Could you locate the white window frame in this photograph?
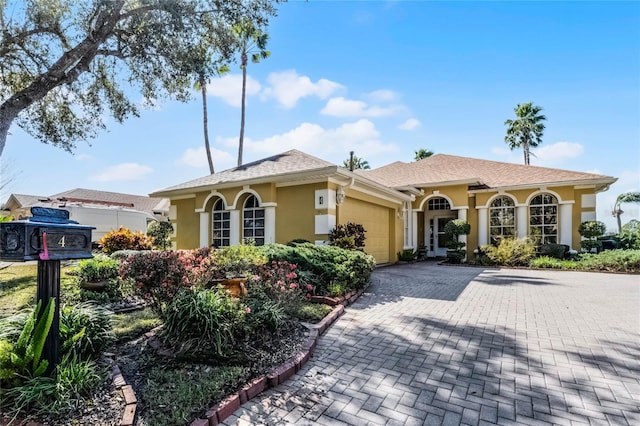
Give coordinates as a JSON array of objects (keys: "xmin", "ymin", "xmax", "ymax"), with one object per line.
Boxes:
[
  {"xmin": 489, "ymin": 196, "xmax": 516, "ymax": 244},
  {"xmin": 212, "ymin": 199, "xmax": 230, "ymax": 247},
  {"xmin": 242, "ymin": 195, "xmax": 265, "ymax": 245},
  {"xmin": 529, "ymin": 193, "xmax": 559, "ymax": 244}
]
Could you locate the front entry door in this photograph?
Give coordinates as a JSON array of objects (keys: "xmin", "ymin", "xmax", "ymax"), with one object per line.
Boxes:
[{"xmin": 434, "ymin": 215, "xmax": 456, "ymax": 257}]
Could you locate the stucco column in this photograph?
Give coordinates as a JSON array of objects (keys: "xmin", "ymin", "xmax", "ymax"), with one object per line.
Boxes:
[
  {"xmin": 477, "ymin": 207, "xmax": 488, "ymax": 246},
  {"xmin": 412, "ymin": 211, "xmax": 419, "ymax": 250},
  {"xmin": 516, "ymin": 205, "xmax": 528, "ymax": 238},
  {"xmin": 560, "ymin": 203, "xmax": 573, "ymax": 248},
  {"xmin": 264, "ymin": 206, "xmax": 276, "ymax": 244},
  {"xmin": 199, "ymin": 212, "xmax": 209, "ymax": 248},
  {"xmin": 229, "ymin": 210, "xmax": 240, "ymax": 246},
  {"xmin": 457, "ymin": 208, "xmax": 468, "ymax": 246}
]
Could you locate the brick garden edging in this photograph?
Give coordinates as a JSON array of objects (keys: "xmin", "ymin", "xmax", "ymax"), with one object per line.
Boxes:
[
  {"xmin": 189, "ymin": 287, "xmax": 367, "ymax": 426},
  {"xmin": 105, "ymin": 356, "xmax": 138, "ymax": 426}
]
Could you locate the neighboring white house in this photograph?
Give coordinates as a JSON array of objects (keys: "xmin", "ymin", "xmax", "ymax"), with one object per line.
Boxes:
[{"xmin": 1, "ymin": 188, "xmax": 169, "ymax": 241}]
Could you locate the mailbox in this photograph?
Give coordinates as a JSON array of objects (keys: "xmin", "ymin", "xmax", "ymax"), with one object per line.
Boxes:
[{"xmin": 0, "ymin": 207, "xmax": 94, "ymax": 261}]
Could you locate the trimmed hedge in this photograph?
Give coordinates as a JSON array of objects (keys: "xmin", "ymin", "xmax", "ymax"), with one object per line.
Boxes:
[{"xmin": 259, "ymin": 243, "xmax": 376, "ymax": 295}]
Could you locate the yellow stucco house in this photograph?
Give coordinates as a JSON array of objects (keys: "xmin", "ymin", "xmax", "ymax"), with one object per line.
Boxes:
[{"xmin": 150, "ymin": 150, "xmax": 616, "ymax": 263}]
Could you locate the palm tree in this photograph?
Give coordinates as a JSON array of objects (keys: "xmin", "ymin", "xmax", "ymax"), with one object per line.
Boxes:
[
  {"xmin": 342, "ymin": 156, "xmax": 370, "ymax": 170},
  {"xmin": 195, "ymin": 64, "xmax": 229, "ymax": 174},
  {"xmin": 504, "ymin": 102, "xmax": 546, "ymax": 165},
  {"xmin": 234, "ymin": 21, "xmax": 270, "ymax": 167},
  {"xmin": 612, "ymin": 191, "xmax": 640, "ymax": 233},
  {"xmin": 414, "ymin": 148, "xmax": 434, "ymax": 161}
]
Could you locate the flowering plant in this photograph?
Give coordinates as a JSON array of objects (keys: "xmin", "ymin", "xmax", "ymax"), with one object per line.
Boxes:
[{"xmin": 247, "ymin": 260, "xmax": 312, "ymax": 306}]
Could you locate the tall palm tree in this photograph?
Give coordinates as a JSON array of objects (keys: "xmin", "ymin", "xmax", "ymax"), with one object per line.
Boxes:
[
  {"xmin": 414, "ymin": 148, "xmax": 434, "ymax": 161},
  {"xmin": 342, "ymin": 155, "xmax": 370, "ymax": 170},
  {"xmin": 234, "ymin": 21, "xmax": 270, "ymax": 167},
  {"xmin": 612, "ymin": 191, "xmax": 640, "ymax": 233},
  {"xmin": 504, "ymin": 102, "xmax": 546, "ymax": 165},
  {"xmin": 195, "ymin": 64, "xmax": 229, "ymax": 174}
]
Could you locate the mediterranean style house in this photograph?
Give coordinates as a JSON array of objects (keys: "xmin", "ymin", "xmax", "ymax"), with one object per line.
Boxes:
[{"xmin": 150, "ymin": 150, "xmax": 616, "ymax": 264}]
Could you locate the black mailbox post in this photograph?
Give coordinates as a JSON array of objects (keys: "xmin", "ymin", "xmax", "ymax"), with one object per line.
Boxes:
[{"xmin": 0, "ymin": 207, "xmax": 94, "ymax": 374}]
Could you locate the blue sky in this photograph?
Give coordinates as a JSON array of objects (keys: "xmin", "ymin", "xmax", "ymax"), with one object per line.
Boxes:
[{"xmin": 2, "ymin": 1, "xmax": 639, "ymax": 232}]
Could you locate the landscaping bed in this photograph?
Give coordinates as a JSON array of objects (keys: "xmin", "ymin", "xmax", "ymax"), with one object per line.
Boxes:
[{"xmin": 0, "ymin": 242, "xmax": 375, "ymax": 425}]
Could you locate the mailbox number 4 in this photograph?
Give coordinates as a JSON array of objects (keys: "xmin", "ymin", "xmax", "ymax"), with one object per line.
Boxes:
[{"xmin": 57, "ymin": 236, "xmax": 66, "ymax": 248}]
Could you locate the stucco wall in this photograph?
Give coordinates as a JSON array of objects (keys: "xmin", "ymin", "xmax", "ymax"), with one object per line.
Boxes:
[
  {"xmin": 275, "ymin": 184, "xmax": 322, "ymax": 244},
  {"xmin": 172, "ymin": 197, "xmax": 199, "ymax": 249},
  {"xmin": 339, "ymin": 197, "xmax": 392, "ymax": 263}
]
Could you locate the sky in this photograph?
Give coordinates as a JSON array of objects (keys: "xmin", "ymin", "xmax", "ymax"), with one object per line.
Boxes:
[{"xmin": 1, "ymin": 1, "xmax": 639, "ymax": 233}]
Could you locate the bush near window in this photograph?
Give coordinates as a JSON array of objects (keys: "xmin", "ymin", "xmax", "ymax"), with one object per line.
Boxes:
[
  {"xmin": 483, "ymin": 238, "xmax": 536, "ymax": 266},
  {"xmin": 616, "ymin": 220, "xmax": 640, "ymax": 250},
  {"xmin": 259, "ymin": 243, "xmax": 375, "ymax": 296},
  {"xmin": 578, "ymin": 221, "xmax": 606, "ymax": 252},
  {"xmin": 537, "ymin": 243, "xmax": 569, "ymax": 260},
  {"xmin": 329, "ymin": 222, "xmax": 366, "ymax": 250},
  {"xmin": 99, "ymin": 227, "xmax": 153, "ymax": 255}
]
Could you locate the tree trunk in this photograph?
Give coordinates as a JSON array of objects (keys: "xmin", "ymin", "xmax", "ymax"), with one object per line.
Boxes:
[
  {"xmin": 616, "ymin": 211, "xmax": 623, "ymax": 234},
  {"xmin": 200, "ymin": 74, "xmax": 214, "ymax": 174},
  {"xmin": 523, "ymin": 140, "xmax": 530, "ymax": 165},
  {"xmin": 238, "ymin": 52, "xmax": 248, "ymax": 167},
  {"xmin": 0, "ymin": 107, "xmax": 16, "ymax": 157}
]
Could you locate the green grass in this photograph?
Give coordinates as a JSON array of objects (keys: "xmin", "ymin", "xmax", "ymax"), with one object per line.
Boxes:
[
  {"xmin": 289, "ymin": 302, "xmax": 332, "ymax": 323},
  {"xmin": 113, "ymin": 308, "xmax": 162, "ymax": 341},
  {"xmin": 0, "ymin": 264, "xmax": 81, "ymax": 317},
  {"xmin": 529, "ymin": 249, "xmax": 640, "ymax": 273},
  {"xmin": 142, "ymin": 364, "xmax": 248, "ymax": 426}
]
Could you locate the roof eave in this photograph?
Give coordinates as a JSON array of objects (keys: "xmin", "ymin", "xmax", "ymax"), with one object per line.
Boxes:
[{"xmin": 466, "ymin": 177, "xmax": 618, "ymax": 194}]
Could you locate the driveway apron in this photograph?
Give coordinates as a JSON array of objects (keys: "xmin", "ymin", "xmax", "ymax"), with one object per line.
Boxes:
[{"xmin": 222, "ymin": 262, "xmax": 640, "ymax": 425}]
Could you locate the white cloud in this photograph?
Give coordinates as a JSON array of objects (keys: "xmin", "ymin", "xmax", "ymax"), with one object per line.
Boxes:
[
  {"xmin": 90, "ymin": 163, "xmax": 152, "ymax": 182},
  {"xmin": 364, "ymin": 89, "xmax": 398, "ymax": 102},
  {"xmin": 218, "ymin": 119, "xmax": 397, "ymax": 165},
  {"xmin": 399, "ymin": 118, "xmax": 421, "ymax": 131},
  {"xmin": 178, "ymin": 146, "xmax": 235, "ymax": 171},
  {"xmin": 207, "ymin": 74, "xmax": 261, "ymax": 107},
  {"xmin": 532, "ymin": 142, "xmax": 584, "ymax": 165},
  {"xmin": 262, "ymin": 70, "xmax": 343, "ymax": 108},
  {"xmin": 321, "ymin": 97, "xmax": 403, "ymax": 118}
]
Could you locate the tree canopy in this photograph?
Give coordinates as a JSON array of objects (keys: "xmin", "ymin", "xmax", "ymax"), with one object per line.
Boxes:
[
  {"xmin": 342, "ymin": 155, "xmax": 370, "ymax": 170},
  {"xmin": 612, "ymin": 191, "xmax": 640, "ymax": 234},
  {"xmin": 414, "ymin": 148, "xmax": 434, "ymax": 161},
  {"xmin": 504, "ymin": 102, "xmax": 546, "ymax": 165},
  {"xmin": 0, "ymin": 0, "xmax": 278, "ymax": 157}
]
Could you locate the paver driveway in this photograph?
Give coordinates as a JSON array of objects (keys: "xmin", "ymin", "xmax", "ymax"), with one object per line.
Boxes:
[{"xmin": 223, "ymin": 263, "xmax": 640, "ymax": 425}]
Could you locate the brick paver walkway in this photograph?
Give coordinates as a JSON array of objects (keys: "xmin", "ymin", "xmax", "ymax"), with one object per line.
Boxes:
[{"xmin": 223, "ymin": 263, "xmax": 640, "ymax": 425}]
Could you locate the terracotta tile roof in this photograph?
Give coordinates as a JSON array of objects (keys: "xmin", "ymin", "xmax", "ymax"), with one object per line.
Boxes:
[
  {"xmin": 360, "ymin": 154, "xmax": 616, "ymax": 189},
  {"xmin": 153, "ymin": 150, "xmax": 336, "ymax": 194}
]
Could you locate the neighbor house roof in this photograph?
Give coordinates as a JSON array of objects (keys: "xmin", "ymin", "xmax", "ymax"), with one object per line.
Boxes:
[
  {"xmin": 2, "ymin": 189, "xmax": 167, "ymax": 216},
  {"xmin": 360, "ymin": 154, "xmax": 616, "ymax": 191}
]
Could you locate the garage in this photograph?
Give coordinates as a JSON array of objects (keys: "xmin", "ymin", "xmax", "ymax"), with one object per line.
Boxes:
[{"xmin": 339, "ymin": 197, "xmax": 391, "ymax": 263}]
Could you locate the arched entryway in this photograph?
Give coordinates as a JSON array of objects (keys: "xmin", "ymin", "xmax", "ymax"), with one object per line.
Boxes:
[{"xmin": 424, "ymin": 196, "xmax": 456, "ymax": 257}]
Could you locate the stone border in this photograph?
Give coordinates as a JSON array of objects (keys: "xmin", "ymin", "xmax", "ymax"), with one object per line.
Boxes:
[
  {"xmin": 189, "ymin": 288, "xmax": 367, "ymax": 425},
  {"xmin": 103, "ymin": 355, "xmax": 138, "ymax": 426}
]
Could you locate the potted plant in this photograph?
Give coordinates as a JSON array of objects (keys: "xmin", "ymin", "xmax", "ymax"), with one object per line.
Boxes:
[
  {"xmin": 76, "ymin": 255, "xmax": 120, "ymax": 291},
  {"xmin": 444, "ymin": 219, "xmax": 471, "ymax": 264}
]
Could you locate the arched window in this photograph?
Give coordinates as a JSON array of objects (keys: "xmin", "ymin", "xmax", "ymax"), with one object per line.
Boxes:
[
  {"xmin": 489, "ymin": 196, "xmax": 515, "ymax": 244},
  {"xmin": 428, "ymin": 197, "xmax": 451, "ymax": 211},
  {"xmin": 243, "ymin": 195, "xmax": 265, "ymax": 245},
  {"xmin": 212, "ymin": 199, "xmax": 230, "ymax": 247},
  {"xmin": 529, "ymin": 193, "xmax": 558, "ymax": 244}
]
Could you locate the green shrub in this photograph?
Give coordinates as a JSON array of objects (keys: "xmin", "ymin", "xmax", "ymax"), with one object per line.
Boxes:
[
  {"xmin": 538, "ymin": 243, "xmax": 569, "ymax": 259},
  {"xmin": 215, "ymin": 243, "xmax": 267, "ymax": 278},
  {"xmin": 290, "ymin": 303, "xmax": 332, "ymax": 323},
  {"xmin": 75, "ymin": 255, "xmax": 119, "ymax": 282},
  {"xmin": 60, "ymin": 302, "xmax": 114, "ymax": 360},
  {"xmin": 247, "ymin": 260, "xmax": 311, "ymax": 306},
  {"xmin": 617, "ymin": 220, "xmax": 640, "ymax": 250},
  {"xmin": 162, "ymin": 288, "xmax": 247, "ymax": 359},
  {"xmin": 529, "ymin": 256, "xmax": 577, "ymax": 269},
  {"xmin": 577, "ymin": 249, "xmax": 640, "ymax": 273},
  {"xmin": 259, "ymin": 243, "xmax": 376, "ymax": 295},
  {"xmin": 99, "ymin": 227, "xmax": 153, "ymax": 255},
  {"xmin": 147, "ymin": 221, "xmax": 174, "ymax": 250},
  {"xmin": 287, "ymin": 239, "xmax": 311, "ymax": 246},
  {"xmin": 444, "ymin": 219, "xmax": 471, "ymax": 263},
  {"xmin": 483, "ymin": 238, "xmax": 536, "ymax": 266},
  {"xmin": 2, "ymin": 356, "xmax": 101, "ymax": 417},
  {"xmin": 397, "ymin": 249, "xmax": 417, "ymax": 262},
  {"xmin": 578, "ymin": 221, "xmax": 606, "ymax": 252},
  {"xmin": 329, "ymin": 222, "xmax": 366, "ymax": 250}
]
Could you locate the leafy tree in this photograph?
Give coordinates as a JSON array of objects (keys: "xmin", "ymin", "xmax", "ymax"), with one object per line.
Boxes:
[
  {"xmin": 504, "ymin": 102, "xmax": 546, "ymax": 165},
  {"xmin": 578, "ymin": 221, "xmax": 606, "ymax": 252},
  {"xmin": 414, "ymin": 148, "xmax": 434, "ymax": 161},
  {"xmin": 612, "ymin": 191, "xmax": 640, "ymax": 234},
  {"xmin": 0, "ymin": 0, "xmax": 278, "ymax": 158},
  {"xmin": 147, "ymin": 221, "xmax": 174, "ymax": 250},
  {"xmin": 342, "ymin": 155, "xmax": 370, "ymax": 170},
  {"xmin": 234, "ymin": 20, "xmax": 270, "ymax": 166}
]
